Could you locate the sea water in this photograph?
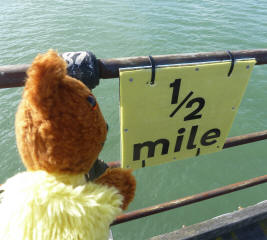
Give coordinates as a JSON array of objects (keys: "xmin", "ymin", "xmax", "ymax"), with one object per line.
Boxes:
[{"xmin": 0, "ymin": 1, "xmax": 267, "ymax": 239}]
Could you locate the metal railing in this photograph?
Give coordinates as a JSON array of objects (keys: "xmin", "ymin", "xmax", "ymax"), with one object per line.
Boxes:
[
  {"xmin": 0, "ymin": 49, "xmax": 267, "ymax": 226},
  {"xmin": 1, "ymin": 49, "xmax": 267, "ymax": 89},
  {"xmin": 111, "ymin": 130, "xmax": 267, "ymax": 225}
]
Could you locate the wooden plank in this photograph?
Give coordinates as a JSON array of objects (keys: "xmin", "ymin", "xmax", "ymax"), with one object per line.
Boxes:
[{"xmin": 150, "ymin": 201, "xmax": 267, "ymax": 240}]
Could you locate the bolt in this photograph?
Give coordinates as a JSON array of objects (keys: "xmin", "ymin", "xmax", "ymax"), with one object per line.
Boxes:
[
  {"xmin": 195, "ymin": 68, "xmax": 199, "ymax": 71},
  {"xmin": 232, "ymin": 107, "xmax": 235, "ymax": 110},
  {"xmin": 129, "ymin": 78, "xmax": 133, "ymax": 82},
  {"xmin": 124, "ymin": 129, "xmax": 128, "ymax": 132},
  {"xmin": 246, "ymin": 65, "xmax": 250, "ymax": 69}
]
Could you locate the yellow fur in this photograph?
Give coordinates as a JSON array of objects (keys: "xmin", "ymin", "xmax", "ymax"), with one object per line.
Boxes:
[
  {"xmin": 1, "ymin": 50, "xmax": 136, "ymax": 239},
  {"xmin": 0, "ymin": 171, "xmax": 122, "ymax": 240}
]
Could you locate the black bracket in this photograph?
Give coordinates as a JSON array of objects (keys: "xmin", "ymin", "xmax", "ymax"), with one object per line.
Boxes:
[
  {"xmin": 148, "ymin": 55, "xmax": 156, "ymax": 85},
  {"xmin": 61, "ymin": 51, "xmax": 99, "ymax": 90},
  {"xmin": 226, "ymin": 50, "xmax": 236, "ymax": 77},
  {"xmin": 142, "ymin": 160, "xmax": 146, "ymax": 168}
]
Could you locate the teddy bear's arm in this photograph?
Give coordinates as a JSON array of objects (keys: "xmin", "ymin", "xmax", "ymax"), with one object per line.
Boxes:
[{"xmin": 95, "ymin": 168, "xmax": 136, "ymax": 210}]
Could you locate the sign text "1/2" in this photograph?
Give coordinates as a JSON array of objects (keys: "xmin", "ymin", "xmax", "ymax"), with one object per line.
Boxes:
[{"xmin": 170, "ymin": 78, "xmax": 205, "ymax": 120}]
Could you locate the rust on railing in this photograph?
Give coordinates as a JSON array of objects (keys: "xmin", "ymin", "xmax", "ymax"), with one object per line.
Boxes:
[
  {"xmin": 99, "ymin": 49, "xmax": 267, "ymax": 79},
  {"xmin": 223, "ymin": 130, "xmax": 267, "ymax": 148},
  {"xmin": 1, "ymin": 49, "xmax": 267, "ymax": 89},
  {"xmin": 1, "ymin": 49, "xmax": 266, "ymax": 229},
  {"xmin": 108, "ymin": 130, "xmax": 267, "ymax": 225},
  {"xmin": 112, "ymin": 174, "xmax": 267, "ymax": 225},
  {"xmin": 107, "ymin": 130, "xmax": 267, "ymax": 169}
]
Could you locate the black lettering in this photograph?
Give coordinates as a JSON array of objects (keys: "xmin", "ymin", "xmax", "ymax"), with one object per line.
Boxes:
[
  {"xmin": 187, "ymin": 125, "xmax": 198, "ymax": 149},
  {"xmin": 174, "ymin": 128, "xmax": 185, "ymax": 152},
  {"xmin": 184, "ymin": 97, "xmax": 205, "ymax": 121},
  {"xmin": 201, "ymin": 129, "xmax": 221, "ymax": 146},
  {"xmin": 170, "ymin": 79, "xmax": 181, "ymax": 104},
  {"xmin": 133, "ymin": 139, "xmax": 169, "ymax": 161}
]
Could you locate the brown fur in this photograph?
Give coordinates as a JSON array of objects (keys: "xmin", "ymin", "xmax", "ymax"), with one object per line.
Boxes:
[
  {"xmin": 16, "ymin": 49, "xmax": 136, "ymax": 209},
  {"xmin": 95, "ymin": 168, "xmax": 136, "ymax": 210},
  {"xmin": 16, "ymin": 50, "xmax": 107, "ymax": 174}
]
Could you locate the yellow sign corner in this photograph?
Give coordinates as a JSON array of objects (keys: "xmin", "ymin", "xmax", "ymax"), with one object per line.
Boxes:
[{"xmin": 120, "ymin": 60, "xmax": 255, "ymax": 170}]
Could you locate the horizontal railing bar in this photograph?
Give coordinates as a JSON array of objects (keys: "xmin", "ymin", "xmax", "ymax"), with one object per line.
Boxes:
[
  {"xmin": 0, "ymin": 49, "xmax": 267, "ymax": 89},
  {"xmin": 112, "ymin": 174, "xmax": 267, "ymax": 225},
  {"xmin": 107, "ymin": 130, "xmax": 267, "ymax": 168},
  {"xmin": 223, "ymin": 130, "xmax": 267, "ymax": 149},
  {"xmin": 99, "ymin": 49, "xmax": 267, "ymax": 79}
]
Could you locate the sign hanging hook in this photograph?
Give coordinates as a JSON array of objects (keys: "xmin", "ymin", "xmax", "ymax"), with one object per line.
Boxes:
[
  {"xmin": 148, "ymin": 55, "xmax": 156, "ymax": 85},
  {"xmin": 226, "ymin": 50, "xmax": 236, "ymax": 77}
]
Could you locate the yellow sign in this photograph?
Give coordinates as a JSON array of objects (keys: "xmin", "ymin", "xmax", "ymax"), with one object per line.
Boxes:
[{"xmin": 120, "ymin": 60, "xmax": 255, "ymax": 170}]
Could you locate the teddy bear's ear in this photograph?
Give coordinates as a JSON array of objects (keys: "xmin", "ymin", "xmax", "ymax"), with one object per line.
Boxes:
[{"xmin": 24, "ymin": 50, "xmax": 66, "ymax": 109}]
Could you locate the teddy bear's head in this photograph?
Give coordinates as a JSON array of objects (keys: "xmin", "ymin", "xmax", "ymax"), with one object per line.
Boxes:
[{"xmin": 15, "ymin": 50, "xmax": 107, "ymax": 174}]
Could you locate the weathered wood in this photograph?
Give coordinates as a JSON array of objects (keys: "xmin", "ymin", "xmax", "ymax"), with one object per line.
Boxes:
[
  {"xmin": 1, "ymin": 49, "xmax": 267, "ymax": 89},
  {"xmin": 150, "ymin": 201, "xmax": 267, "ymax": 240}
]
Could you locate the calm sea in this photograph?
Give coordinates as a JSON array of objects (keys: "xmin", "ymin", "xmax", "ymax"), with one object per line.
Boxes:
[{"xmin": 0, "ymin": 1, "xmax": 267, "ymax": 239}]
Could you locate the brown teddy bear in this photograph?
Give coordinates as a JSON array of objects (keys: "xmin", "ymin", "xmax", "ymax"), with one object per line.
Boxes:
[{"xmin": 0, "ymin": 50, "xmax": 136, "ymax": 240}]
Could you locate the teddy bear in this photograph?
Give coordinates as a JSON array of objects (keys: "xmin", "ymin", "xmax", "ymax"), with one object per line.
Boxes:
[{"xmin": 0, "ymin": 50, "xmax": 136, "ymax": 240}]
